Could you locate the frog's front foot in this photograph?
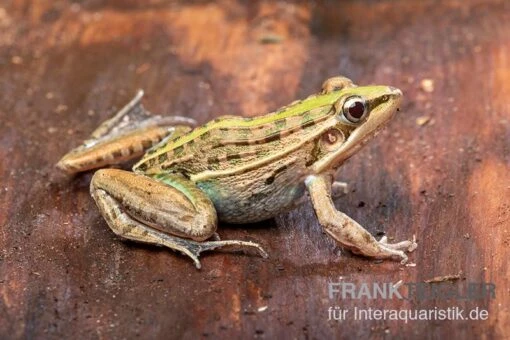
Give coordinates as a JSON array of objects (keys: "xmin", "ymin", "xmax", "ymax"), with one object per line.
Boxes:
[
  {"xmin": 305, "ymin": 174, "xmax": 417, "ymax": 264},
  {"xmin": 351, "ymin": 235, "xmax": 417, "ymax": 264},
  {"xmin": 379, "ymin": 235, "xmax": 417, "ymax": 252}
]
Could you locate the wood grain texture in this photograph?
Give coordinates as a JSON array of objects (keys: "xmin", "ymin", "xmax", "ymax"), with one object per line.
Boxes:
[{"xmin": 1, "ymin": 0, "xmax": 509, "ymax": 338}]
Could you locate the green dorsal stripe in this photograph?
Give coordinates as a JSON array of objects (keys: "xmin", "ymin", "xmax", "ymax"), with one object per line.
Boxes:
[{"xmin": 138, "ymin": 92, "xmax": 341, "ymax": 164}]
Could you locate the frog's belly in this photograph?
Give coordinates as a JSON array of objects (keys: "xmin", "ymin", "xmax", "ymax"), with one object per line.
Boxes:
[{"xmin": 196, "ymin": 165, "xmax": 306, "ymax": 224}]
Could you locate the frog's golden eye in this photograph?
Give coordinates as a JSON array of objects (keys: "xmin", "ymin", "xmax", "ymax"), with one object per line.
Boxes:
[{"xmin": 342, "ymin": 96, "xmax": 367, "ymax": 123}]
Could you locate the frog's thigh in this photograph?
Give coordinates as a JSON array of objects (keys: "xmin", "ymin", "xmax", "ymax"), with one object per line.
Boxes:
[
  {"xmin": 90, "ymin": 169, "xmax": 268, "ymax": 268},
  {"xmin": 90, "ymin": 169, "xmax": 217, "ymax": 242},
  {"xmin": 305, "ymin": 175, "xmax": 417, "ymax": 263}
]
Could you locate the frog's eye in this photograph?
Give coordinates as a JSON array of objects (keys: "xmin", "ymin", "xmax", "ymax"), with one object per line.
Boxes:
[{"xmin": 342, "ymin": 96, "xmax": 367, "ymax": 123}]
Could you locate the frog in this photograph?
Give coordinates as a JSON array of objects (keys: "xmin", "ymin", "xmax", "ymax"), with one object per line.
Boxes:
[{"xmin": 57, "ymin": 76, "xmax": 417, "ymax": 269}]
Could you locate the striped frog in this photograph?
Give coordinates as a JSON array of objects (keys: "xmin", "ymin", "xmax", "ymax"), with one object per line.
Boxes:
[{"xmin": 57, "ymin": 76, "xmax": 416, "ymax": 268}]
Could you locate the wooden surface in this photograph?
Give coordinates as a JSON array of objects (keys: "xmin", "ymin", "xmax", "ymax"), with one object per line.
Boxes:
[{"xmin": 1, "ymin": 0, "xmax": 509, "ymax": 339}]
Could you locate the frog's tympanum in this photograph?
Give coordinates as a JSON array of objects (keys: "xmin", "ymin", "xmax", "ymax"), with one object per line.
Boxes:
[{"xmin": 57, "ymin": 77, "xmax": 417, "ymax": 268}]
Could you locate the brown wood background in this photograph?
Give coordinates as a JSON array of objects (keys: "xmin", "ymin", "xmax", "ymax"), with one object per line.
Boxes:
[{"xmin": 1, "ymin": 0, "xmax": 509, "ymax": 339}]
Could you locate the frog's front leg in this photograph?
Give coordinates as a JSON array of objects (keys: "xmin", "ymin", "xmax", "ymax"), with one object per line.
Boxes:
[
  {"xmin": 305, "ymin": 174, "xmax": 417, "ymax": 263},
  {"xmin": 90, "ymin": 169, "xmax": 267, "ymax": 269},
  {"xmin": 57, "ymin": 90, "xmax": 196, "ymax": 173}
]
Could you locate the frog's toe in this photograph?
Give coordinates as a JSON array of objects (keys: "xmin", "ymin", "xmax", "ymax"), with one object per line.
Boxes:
[
  {"xmin": 201, "ymin": 239, "xmax": 269, "ymax": 259},
  {"xmin": 176, "ymin": 238, "xmax": 268, "ymax": 269},
  {"xmin": 254, "ymin": 244, "xmax": 269, "ymax": 258},
  {"xmin": 331, "ymin": 181, "xmax": 349, "ymax": 198},
  {"xmin": 397, "ymin": 251, "xmax": 409, "ymax": 265},
  {"xmin": 378, "ymin": 234, "xmax": 417, "ymax": 253},
  {"xmin": 186, "ymin": 252, "xmax": 202, "ymax": 269}
]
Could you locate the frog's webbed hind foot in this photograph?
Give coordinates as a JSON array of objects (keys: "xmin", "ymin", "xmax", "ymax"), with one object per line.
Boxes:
[
  {"xmin": 57, "ymin": 90, "xmax": 196, "ymax": 174},
  {"xmin": 176, "ymin": 238, "xmax": 268, "ymax": 269}
]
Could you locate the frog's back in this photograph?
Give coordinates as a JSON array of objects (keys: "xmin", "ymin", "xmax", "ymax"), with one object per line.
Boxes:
[{"xmin": 133, "ymin": 93, "xmax": 341, "ymax": 180}]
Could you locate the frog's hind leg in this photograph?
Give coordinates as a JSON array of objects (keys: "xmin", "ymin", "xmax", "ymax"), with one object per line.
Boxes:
[
  {"xmin": 57, "ymin": 90, "xmax": 196, "ymax": 174},
  {"xmin": 90, "ymin": 169, "xmax": 267, "ymax": 269}
]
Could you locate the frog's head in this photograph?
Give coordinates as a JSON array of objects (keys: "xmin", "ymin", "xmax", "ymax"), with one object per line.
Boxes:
[{"xmin": 311, "ymin": 80, "xmax": 402, "ymax": 174}]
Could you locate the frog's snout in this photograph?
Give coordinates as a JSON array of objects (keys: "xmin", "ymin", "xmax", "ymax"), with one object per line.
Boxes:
[
  {"xmin": 387, "ymin": 86, "xmax": 403, "ymax": 111},
  {"xmin": 388, "ymin": 86, "xmax": 402, "ymax": 96}
]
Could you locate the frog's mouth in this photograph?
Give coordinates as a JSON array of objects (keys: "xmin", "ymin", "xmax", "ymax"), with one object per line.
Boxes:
[{"xmin": 311, "ymin": 86, "xmax": 402, "ymax": 174}]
